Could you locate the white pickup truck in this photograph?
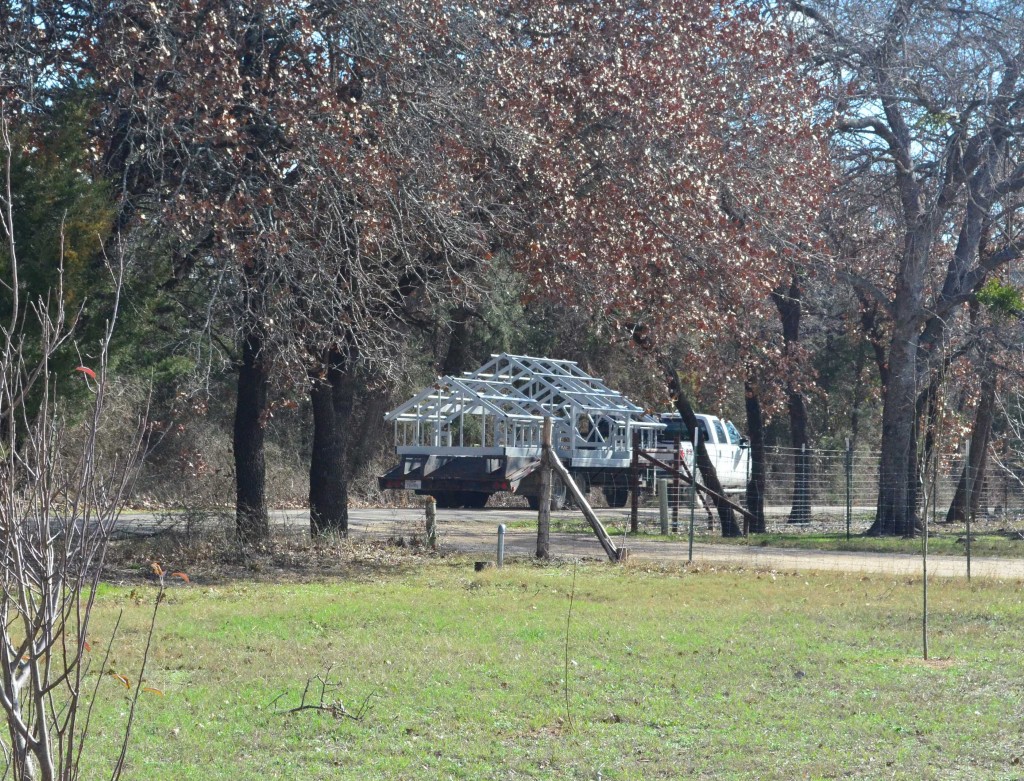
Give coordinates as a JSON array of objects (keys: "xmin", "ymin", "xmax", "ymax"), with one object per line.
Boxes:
[{"xmin": 657, "ymin": 412, "xmax": 750, "ymax": 493}]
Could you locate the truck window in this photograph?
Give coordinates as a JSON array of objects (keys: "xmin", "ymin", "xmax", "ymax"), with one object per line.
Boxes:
[
  {"xmin": 712, "ymin": 419, "xmax": 727, "ymax": 444},
  {"xmin": 725, "ymin": 420, "xmax": 742, "ymax": 445},
  {"xmin": 696, "ymin": 418, "xmax": 710, "ymax": 443}
]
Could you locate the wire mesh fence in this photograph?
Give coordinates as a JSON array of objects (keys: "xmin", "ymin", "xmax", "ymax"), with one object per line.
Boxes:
[{"xmin": 629, "ymin": 445, "xmax": 1024, "ymax": 536}]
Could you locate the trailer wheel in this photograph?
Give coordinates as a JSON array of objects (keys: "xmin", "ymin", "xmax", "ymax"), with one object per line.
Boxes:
[{"xmin": 602, "ymin": 484, "xmax": 629, "ymax": 508}]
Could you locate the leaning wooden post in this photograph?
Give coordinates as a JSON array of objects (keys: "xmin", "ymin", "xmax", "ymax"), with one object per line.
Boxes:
[
  {"xmin": 630, "ymin": 430, "xmax": 641, "ymax": 533},
  {"xmin": 547, "ymin": 453, "xmax": 623, "ymax": 562},
  {"xmin": 536, "ymin": 417, "xmax": 553, "ymax": 559}
]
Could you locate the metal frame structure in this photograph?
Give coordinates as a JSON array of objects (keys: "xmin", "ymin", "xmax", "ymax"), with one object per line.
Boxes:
[{"xmin": 385, "ymin": 354, "xmax": 663, "ymax": 468}]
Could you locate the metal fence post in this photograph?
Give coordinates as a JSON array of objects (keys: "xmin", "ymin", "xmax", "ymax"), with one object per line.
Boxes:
[
  {"xmin": 744, "ymin": 446, "xmax": 751, "ymax": 538},
  {"xmin": 672, "ymin": 435, "xmax": 681, "ymax": 534},
  {"xmin": 965, "ymin": 438, "xmax": 971, "ymax": 582},
  {"xmin": 630, "ymin": 430, "xmax": 641, "ymax": 534},
  {"xmin": 688, "ymin": 429, "xmax": 697, "ymax": 563},
  {"xmin": 845, "ymin": 438, "xmax": 852, "ymax": 541},
  {"xmin": 497, "ymin": 524, "xmax": 506, "ymax": 568}
]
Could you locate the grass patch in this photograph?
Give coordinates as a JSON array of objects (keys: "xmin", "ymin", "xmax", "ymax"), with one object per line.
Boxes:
[
  {"xmin": 705, "ymin": 531, "xmax": 1024, "ymax": 558},
  {"xmin": 504, "ymin": 514, "xmax": 1024, "ymax": 558},
  {"xmin": 75, "ymin": 557, "xmax": 1024, "ymax": 780}
]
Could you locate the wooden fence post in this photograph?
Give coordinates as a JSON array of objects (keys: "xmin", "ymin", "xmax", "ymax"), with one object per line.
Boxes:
[
  {"xmin": 425, "ymin": 496, "xmax": 437, "ymax": 550},
  {"xmin": 536, "ymin": 417, "xmax": 552, "ymax": 559}
]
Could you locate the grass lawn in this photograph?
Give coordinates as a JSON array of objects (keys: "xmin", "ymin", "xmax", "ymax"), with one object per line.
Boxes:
[
  {"xmin": 79, "ymin": 555, "xmax": 1024, "ymax": 780},
  {"xmin": 716, "ymin": 531, "xmax": 1024, "ymax": 558}
]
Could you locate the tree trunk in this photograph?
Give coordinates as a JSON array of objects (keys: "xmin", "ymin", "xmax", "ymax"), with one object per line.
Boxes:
[
  {"xmin": 869, "ymin": 319, "xmax": 921, "ymax": 536},
  {"xmin": 946, "ymin": 359, "xmax": 996, "ymax": 524},
  {"xmin": 787, "ymin": 397, "xmax": 811, "ymax": 523},
  {"xmin": 744, "ymin": 380, "xmax": 766, "ymax": 534},
  {"xmin": 868, "ymin": 217, "xmax": 937, "ymax": 538},
  {"xmin": 857, "ymin": 293, "xmax": 890, "ymax": 390},
  {"xmin": 667, "ymin": 367, "xmax": 742, "ymax": 537},
  {"xmin": 234, "ymin": 326, "xmax": 270, "ymax": 543},
  {"xmin": 440, "ymin": 307, "xmax": 479, "ymax": 376},
  {"xmin": 308, "ymin": 351, "xmax": 357, "ymax": 536},
  {"xmin": 772, "ymin": 276, "xmax": 811, "ymax": 524}
]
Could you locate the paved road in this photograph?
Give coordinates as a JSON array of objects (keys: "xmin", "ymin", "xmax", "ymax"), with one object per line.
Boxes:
[{"xmin": 120, "ymin": 506, "xmax": 1024, "ymax": 580}]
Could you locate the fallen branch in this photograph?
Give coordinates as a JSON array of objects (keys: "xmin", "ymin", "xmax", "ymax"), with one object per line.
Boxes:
[{"xmin": 270, "ymin": 666, "xmax": 376, "ymax": 722}]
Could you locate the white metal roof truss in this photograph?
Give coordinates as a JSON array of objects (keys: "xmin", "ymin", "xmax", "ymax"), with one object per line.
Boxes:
[{"xmin": 386, "ymin": 354, "xmax": 663, "ymax": 462}]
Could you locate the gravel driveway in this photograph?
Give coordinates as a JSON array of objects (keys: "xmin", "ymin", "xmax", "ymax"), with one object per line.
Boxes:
[{"xmin": 118, "ymin": 506, "xmax": 1024, "ymax": 579}]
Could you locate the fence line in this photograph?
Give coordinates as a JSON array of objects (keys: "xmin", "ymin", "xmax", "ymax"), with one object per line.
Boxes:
[{"xmin": 631, "ymin": 444, "xmax": 1024, "ymax": 534}]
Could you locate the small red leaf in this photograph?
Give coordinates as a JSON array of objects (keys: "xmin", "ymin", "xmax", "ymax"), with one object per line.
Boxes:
[
  {"xmin": 75, "ymin": 366, "xmax": 97, "ymax": 379},
  {"xmin": 172, "ymin": 572, "xmax": 190, "ymax": 583},
  {"xmin": 143, "ymin": 687, "xmax": 165, "ymax": 696}
]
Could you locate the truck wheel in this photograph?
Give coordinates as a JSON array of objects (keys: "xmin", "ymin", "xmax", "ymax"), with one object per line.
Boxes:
[{"xmin": 602, "ymin": 484, "xmax": 629, "ymax": 508}]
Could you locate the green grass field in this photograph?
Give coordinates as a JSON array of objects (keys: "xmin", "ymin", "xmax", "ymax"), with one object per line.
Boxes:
[
  {"xmin": 79, "ymin": 556, "xmax": 1024, "ymax": 780},
  {"xmin": 718, "ymin": 531, "xmax": 1024, "ymax": 558}
]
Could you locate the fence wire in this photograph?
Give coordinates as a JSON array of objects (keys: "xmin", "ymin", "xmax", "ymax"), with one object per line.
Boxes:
[{"xmin": 629, "ymin": 445, "xmax": 1024, "ymax": 536}]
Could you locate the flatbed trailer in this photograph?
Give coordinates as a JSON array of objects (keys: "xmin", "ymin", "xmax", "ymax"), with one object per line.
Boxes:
[{"xmin": 378, "ymin": 354, "xmax": 666, "ymax": 509}]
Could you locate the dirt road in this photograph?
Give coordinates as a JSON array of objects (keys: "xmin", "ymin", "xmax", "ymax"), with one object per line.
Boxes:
[{"xmin": 120, "ymin": 506, "xmax": 1024, "ymax": 580}]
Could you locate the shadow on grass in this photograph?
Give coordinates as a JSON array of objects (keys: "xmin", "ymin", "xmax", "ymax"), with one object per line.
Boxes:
[{"xmin": 103, "ymin": 526, "xmax": 430, "ymax": 586}]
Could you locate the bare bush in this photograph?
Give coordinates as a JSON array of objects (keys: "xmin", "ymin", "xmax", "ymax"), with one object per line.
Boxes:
[{"xmin": 0, "ymin": 113, "xmax": 151, "ymax": 779}]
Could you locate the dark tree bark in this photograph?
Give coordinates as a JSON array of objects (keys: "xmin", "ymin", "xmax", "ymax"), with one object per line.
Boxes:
[
  {"xmin": 667, "ymin": 367, "xmax": 742, "ymax": 537},
  {"xmin": 309, "ymin": 350, "xmax": 392, "ymax": 536},
  {"xmin": 744, "ymin": 380, "xmax": 766, "ymax": 534},
  {"xmin": 345, "ymin": 381, "xmax": 393, "ymax": 479},
  {"xmin": 234, "ymin": 325, "xmax": 270, "ymax": 543},
  {"xmin": 440, "ymin": 307, "xmax": 480, "ymax": 376},
  {"xmin": 946, "ymin": 359, "xmax": 997, "ymax": 525},
  {"xmin": 308, "ymin": 351, "xmax": 356, "ymax": 536},
  {"xmin": 772, "ymin": 275, "xmax": 811, "ymax": 524},
  {"xmin": 870, "ymin": 312, "xmax": 922, "ymax": 536},
  {"xmin": 856, "ymin": 294, "xmax": 890, "ymax": 391}
]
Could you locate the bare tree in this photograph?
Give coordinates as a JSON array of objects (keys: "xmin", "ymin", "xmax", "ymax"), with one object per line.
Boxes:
[
  {"xmin": 793, "ymin": 0, "xmax": 1024, "ymax": 535},
  {"xmin": 0, "ymin": 109, "xmax": 150, "ymax": 780}
]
